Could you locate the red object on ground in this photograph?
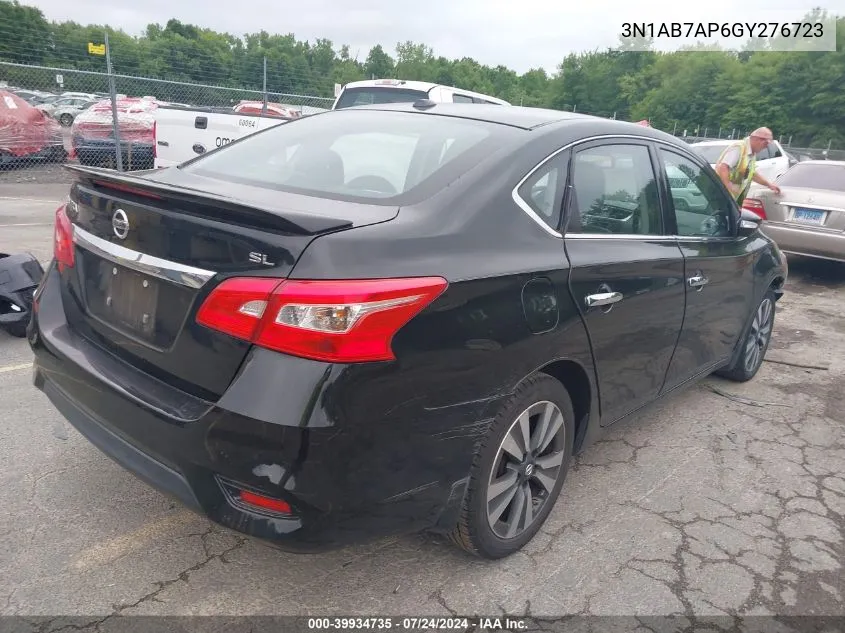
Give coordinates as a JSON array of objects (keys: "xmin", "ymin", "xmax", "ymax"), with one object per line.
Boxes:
[
  {"xmin": 233, "ymin": 101, "xmax": 302, "ymax": 119},
  {"xmin": 0, "ymin": 90, "xmax": 62, "ymax": 156}
]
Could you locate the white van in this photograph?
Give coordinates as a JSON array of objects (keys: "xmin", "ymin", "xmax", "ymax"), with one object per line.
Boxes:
[{"xmin": 332, "ymin": 79, "xmax": 510, "ymax": 109}]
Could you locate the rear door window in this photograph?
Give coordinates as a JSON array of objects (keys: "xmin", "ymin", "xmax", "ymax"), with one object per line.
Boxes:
[{"xmin": 567, "ymin": 143, "xmax": 664, "ymax": 236}]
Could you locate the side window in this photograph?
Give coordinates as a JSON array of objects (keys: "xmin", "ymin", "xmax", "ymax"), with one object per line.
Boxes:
[
  {"xmin": 452, "ymin": 94, "xmax": 474, "ymax": 103},
  {"xmin": 567, "ymin": 144, "xmax": 663, "ymax": 236},
  {"xmin": 769, "ymin": 144, "xmax": 782, "ymax": 158},
  {"xmin": 517, "ymin": 152, "xmax": 569, "ymax": 231},
  {"xmin": 658, "ymin": 149, "xmax": 733, "ymax": 238},
  {"xmin": 755, "ymin": 145, "xmax": 772, "ymax": 161}
]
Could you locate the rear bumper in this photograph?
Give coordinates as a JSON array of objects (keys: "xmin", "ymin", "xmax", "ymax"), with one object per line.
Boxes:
[
  {"xmin": 29, "ymin": 264, "xmax": 492, "ymax": 551},
  {"xmin": 761, "ymin": 222, "xmax": 845, "ymax": 263}
]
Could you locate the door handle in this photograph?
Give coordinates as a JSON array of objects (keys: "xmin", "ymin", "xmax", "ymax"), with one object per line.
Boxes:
[
  {"xmin": 585, "ymin": 291, "xmax": 623, "ymax": 308},
  {"xmin": 688, "ymin": 275, "xmax": 709, "ymax": 288}
]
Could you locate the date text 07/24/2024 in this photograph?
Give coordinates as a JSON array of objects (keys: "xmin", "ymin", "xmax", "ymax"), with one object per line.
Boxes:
[{"xmin": 621, "ymin": 21, "xmax": 825, "ymax": 39}]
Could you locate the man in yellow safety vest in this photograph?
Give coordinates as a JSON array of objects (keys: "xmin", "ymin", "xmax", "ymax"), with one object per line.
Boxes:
[{"xmin": 714, "ymin": 127, "xmax": 782, "ymax": 204}]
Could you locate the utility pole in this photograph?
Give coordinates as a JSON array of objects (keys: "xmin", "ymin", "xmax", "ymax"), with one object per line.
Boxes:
[{"xmin": 104, "ymin": 31, "xmax": 123, "ymax": 172}]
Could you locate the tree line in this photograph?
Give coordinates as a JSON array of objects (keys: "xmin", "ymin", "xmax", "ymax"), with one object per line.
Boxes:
[{"xmin": 0, "ymin": 0, "xmax": 842, "ymax": 146}]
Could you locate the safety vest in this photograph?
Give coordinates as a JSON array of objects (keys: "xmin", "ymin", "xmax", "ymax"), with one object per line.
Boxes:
[{"xmin": 717, "ymin": 139, "xmax": 756, "ymax": 204}]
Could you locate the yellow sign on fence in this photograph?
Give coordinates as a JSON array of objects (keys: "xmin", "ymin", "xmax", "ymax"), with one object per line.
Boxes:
[{"xmin": 88, "ymin": 42, "xmax": 106, "ymax": 56}]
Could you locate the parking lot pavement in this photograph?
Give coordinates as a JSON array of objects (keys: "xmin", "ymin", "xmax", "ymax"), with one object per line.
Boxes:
[{"xmin": 1, "ymin": 184, "xmax": 844, "ymax": 623}]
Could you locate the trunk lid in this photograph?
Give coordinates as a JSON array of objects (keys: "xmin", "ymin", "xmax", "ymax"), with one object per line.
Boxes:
[
  {"xmin": 61, "ymin": 164, "xmax": 399, "ymax": 400},
  {"xmin": 758, "ymin": 186, "xmax": 845, "ymax": 231}
]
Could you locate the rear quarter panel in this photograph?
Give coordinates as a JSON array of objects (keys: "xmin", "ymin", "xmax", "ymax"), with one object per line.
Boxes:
[{"xmin": 289, "ymin": 131, "xmax": 600, "ymax": 452}]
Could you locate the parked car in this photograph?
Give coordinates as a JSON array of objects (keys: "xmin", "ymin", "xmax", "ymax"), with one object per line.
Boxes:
[
  {"xmin": 691, "ymin": 139, "xmax": 797, "ymax": 182},
  {"xmin": 0, "ymin": 90, "xmax": 67, "ymax": 167},
  {"xmin": 11, "ymin": 89, "xmax": 56, "ymax": 105},
  {"xmin": 742, "ymin": 160, "xmax": 845, "ymax": 263},
  {"xmin": 37, "ymin": 96, "xmax": 96, "ymax": 126},
  {"xmin": 70, "ymin": 97, "xmax": 159, "ymax": 170},
  {"xmin": 332, "ymin": 78, "xmax": 510, "ymax": 109},
  {"xmin": 29, "ymin": 103, "xmax": 787, "ymax": 559}
]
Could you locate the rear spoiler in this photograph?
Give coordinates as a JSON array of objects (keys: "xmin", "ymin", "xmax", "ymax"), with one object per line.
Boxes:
[{"xmin": 63, "ymin": 163, "xmax": 354, "ymax": 236}]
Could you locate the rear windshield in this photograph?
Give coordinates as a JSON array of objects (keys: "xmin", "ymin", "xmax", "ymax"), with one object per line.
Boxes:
[
  {"xmin": 181, "ymin": 109, "xmax": 506, "ymax": 203},
  {"xmin": 691, "ymin": 144, "xmax": 729, "ymax": 164},
  {"xmin": 777, "ymin": 163, "xmax": 845, "ymax": 192},
  {"xmin": 334, "ymin": 87, "xmax": 429, "ymax": 109}
]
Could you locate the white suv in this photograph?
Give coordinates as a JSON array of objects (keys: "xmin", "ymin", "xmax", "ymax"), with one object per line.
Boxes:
[
  {"xmin": 690, "ymin": 139, "xmax": 797, "ymax": 182},
  {"xmin": 332, "ymin": 79, "xmax": 510, "ymax": 110}
]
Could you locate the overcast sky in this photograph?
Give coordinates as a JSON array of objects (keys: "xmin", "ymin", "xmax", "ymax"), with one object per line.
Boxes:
[{"xmin": 24, "ymin": 0, "xmax": 845, "ymax": 73}]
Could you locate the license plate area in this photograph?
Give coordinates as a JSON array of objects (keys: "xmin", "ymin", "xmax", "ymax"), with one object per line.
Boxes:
[
  {"xmin": 791, "ymin": 207, "xmax": 826, "ymax": 225},
  {"xmin": 80, "ymin": 252, "xmax": 195, "ymax": 349},
  {"xmin": 94, "ymin": 261, "xmax": 159, "ymax": 339}
]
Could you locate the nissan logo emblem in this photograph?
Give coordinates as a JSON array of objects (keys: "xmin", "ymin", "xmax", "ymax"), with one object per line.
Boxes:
[{"xmin": 112, "ymin": 209, "xmax": 130, "ymax": 239}]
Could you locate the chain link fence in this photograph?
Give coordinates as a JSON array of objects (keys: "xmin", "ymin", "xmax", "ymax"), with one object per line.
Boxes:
[{"xmin": 0, "ymin": 52, "xmax": 334, "ymax": 181}]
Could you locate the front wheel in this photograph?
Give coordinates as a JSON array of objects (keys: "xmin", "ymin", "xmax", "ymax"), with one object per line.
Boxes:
[
  {"xmin": 449, "ymin": 373, "xmax": 575, "ymax": 559},
  {"xmin": 716, "ymin": 288, "xmax": 776, "ymax": 382}
]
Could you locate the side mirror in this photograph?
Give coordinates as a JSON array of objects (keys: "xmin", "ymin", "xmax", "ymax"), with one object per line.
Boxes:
[{"xmin": 737, "ymin": 208, "xmax": 763, "ymax": 237}]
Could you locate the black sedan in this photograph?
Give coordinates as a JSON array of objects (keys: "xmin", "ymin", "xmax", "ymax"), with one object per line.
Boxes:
[{"xmin": 28, "ymin": 102, "xmax": 787, "ymax": 559}]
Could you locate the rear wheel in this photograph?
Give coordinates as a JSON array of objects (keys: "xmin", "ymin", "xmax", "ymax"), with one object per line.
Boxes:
[
  {"xmin": 449, "ymin": 373, "xmax": 574, "ymax": 559},
  {"xmin": 716, "ymin": 288, "xmax": 776, "ymax": 382}
]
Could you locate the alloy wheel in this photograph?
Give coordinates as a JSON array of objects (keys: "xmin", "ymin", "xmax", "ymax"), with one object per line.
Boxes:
[
  {"xmin": 486, "ymin": 400, "xmax": 566, "ymax": 539},
  {"xmin": 744, "ymin": 297, "xmax": 773, "ymax": 373}
]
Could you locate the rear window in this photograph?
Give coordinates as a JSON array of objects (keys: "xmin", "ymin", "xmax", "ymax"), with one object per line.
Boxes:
[
  {"xmin": 777, "ymin": 163, "xmax": 845, "ymax": 192},
  {"xmin": 334, "ymin": 87, "xmax": 429, "ymax": 109},
  {"xmin": 182, "ymin": 109, "xmax": 505, "ymax": 203},
  {"xmin": 691, "ymin": 144, "xmax": 729, "ymax": 164}
]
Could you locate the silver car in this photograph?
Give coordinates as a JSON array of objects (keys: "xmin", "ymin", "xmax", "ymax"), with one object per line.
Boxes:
[
  {"xmin": 743, "ymin": 160, "xmax": 845, "ymax": 263},
  {"xmin": 36, "ymin": 97, "xmax": 96, "ymax": 127}
]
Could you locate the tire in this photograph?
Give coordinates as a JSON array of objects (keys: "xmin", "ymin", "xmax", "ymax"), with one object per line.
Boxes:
[
  {"xmin": 59, "ymin": 113, "xmax": 74, "ymax": 127},
  {"xmin": 716, "ymin": 287, "xmax": 776, "ymax": 382},
  {"xmin": 449, "ymin": 373, "xmax": 575, "ymax": 559}
]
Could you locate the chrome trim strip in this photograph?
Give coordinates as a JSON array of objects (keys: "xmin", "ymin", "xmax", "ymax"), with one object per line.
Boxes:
[
  {"xmin": 563, "ymin": 233, "xmax": 677, "ymax": 241},
  {"xmin": 511, "ymin": 133, "xmax": 711, "ymax": 239},
  {"xmin": 72, "ymin": 225, "xmax": 216, "ymax": 289}
]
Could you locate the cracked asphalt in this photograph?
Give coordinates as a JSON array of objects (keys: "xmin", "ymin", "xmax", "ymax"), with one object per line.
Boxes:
[{"xmin": 1, "ymin": 184, "xmax": 844, "ymax": 625}]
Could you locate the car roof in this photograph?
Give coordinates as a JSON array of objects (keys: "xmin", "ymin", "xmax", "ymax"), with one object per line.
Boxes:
[
  {"xmin": 338, "ymin": 79, "xmax": 511, "ymax": 105},
  {"xmin": 334, "ymin": 102, "xmax": 680, "ymax": 137},
  {"xmin": 342, "ymin": 79, "xmax": 445, "ymax": 92}
]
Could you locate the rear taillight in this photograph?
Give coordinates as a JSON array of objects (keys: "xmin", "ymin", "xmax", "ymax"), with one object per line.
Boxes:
[
  {"xmin": 196, "ymin": 277, "xmax": 448, "ymax": 363},
  {"xmin": 742, "ymin": 198, "xmax": 767, "ymax": 220},
  {"xmin": 53, "ymin": 204, "xmax": 75, "ymax": 271}
]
